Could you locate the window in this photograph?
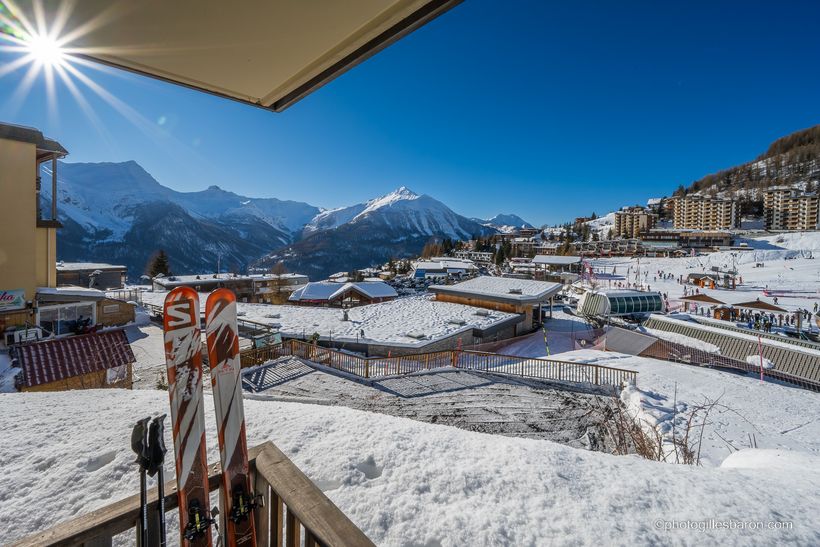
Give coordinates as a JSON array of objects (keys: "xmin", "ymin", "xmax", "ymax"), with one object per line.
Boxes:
[
  {"xmin": 106, "ymin": 364, "xmax": 128, "ymax": 384},
  {"xmin": 38, "ymin": 302, "xmax": 96, "ymax": 336}
]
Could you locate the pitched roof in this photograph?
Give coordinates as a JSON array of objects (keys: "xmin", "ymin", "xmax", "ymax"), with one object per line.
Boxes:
[
  {"xmin": 731, "ymin": 300, "xmax": 788, "ymax": 313},
  {"xmin": 678, "ymin": 294, "xmax": 726, "ymax": 305},
  {"xmin": 16, "ymin": 330, "xmax": 135, "ymax": 388},
  {"xmin": 289, "ymin": 281, "xmax": 397, "ymax": 302}
]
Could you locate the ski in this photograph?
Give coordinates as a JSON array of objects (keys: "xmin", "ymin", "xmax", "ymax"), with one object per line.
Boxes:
[
  {"xmin": 205, "ymin": 288, "xmax": 257, "ymax": 546},
  {"xmin": 163, "ymin": 287, "xmax": 214, "ymax": 547}
]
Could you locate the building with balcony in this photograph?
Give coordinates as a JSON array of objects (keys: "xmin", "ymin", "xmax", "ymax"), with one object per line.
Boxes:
[
  {"xmin": 152, "ymin": 272, "xmax": 308, "ymax": 304},
  {"xmin": 763, "ymin": 187, "xmax": 819, "ymax": 231},
  {"xmin": 672, "ymin": 195, "xmax": 739, "ymax": 230},
  {"xmin": 0, "ymin": 122, "xmax": 67, "ymax": 313},
  {"xmin": 56, "ymin": 262, "xmax": 128, "ymax": 290},
  {"xmin": 613, "ymin": 207, "xmax": 658, "ymax": 239}
]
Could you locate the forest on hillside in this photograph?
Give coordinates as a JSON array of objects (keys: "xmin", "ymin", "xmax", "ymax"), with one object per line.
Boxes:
[{"xmin": 674, "ymin": 125, "xmax": 820, "ymax": 215}]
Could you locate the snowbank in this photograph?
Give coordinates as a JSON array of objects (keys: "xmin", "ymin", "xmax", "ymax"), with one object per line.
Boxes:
[
  {"xmin": 638, "ymin": 326, "xmax": 721, "ymax": 353},
  {"xmin": 746, "ymin": 354, "xmax": 776, "ymax": 369},
  {"xmin": 1, "ymin": 389, "xmax": 819, "ymax": 546}
]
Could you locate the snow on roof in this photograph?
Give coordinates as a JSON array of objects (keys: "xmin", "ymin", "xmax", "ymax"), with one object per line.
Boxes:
[
  {"xmin": 289, "ymin": 281, "xmax": 397, "ymax": 302},
  {"xmin": 430, "ymin": 276, "xmax": 562, "ymax": 303},
  {"xmin": 37, "ymin": 286, "xmax": 106, "ymax": 299},
  {"xmin": 532, "ymin": 255, "xmax": 582, "ymax": 265},
  {"xmin": 153, "ymin": 272, "xmax": 307, "ymax": 286},
  {"xmin": 142, "ymin": 293, "xmax": 514, "ymax": 346},
  {"xmin": 55, "ymin": 262, "xmax": 126, "ymax": 271},
  {"xmin": 414, "ymin": 258, "xmax": 477, "ymax": 272}
]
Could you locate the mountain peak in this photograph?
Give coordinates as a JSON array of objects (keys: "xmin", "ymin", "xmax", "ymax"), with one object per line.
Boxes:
[
  {"xmin": 206, "ymin": 184, "xmax": 222, "ymax": 191},
  {"xmin": 389, "ymin": 185, "xmax": 419, "ymax": 199}
]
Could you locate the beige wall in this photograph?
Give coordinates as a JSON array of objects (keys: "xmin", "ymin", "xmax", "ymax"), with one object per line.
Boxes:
[
  {"xmin": 0, "ymin": 137, "xmax": 57, "ymax": 301},
  {"xmin": 0, "ymin": 138, "xmax": 37, "ymax": 300}
]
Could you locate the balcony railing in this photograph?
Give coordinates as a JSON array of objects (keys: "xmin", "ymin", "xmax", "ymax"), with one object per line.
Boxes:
[
  {"xmin": 241, "ymin": 339, "xmax": 637, "ymax": 388},
  {"xmin": 11, "ymin": 441, "xmax": 374, "ymax": 547}
]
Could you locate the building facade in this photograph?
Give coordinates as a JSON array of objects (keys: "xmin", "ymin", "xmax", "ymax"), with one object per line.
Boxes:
[
  {"xmin": 0, "ymin": 123, "xmax": 67, "ymax": 307},
  {"xmin": 613, "ymin": 207, "xmax": 658, "ymax": 239},
  {"xmin": 763, "ymin": 187, "xmax": 819, "ymax": 231},
  {"xmin": 152, "ymin": 272, "xmax": 308, "ymax": 304},
  {"xmin": 672, "ymin": 195, "xmax": 739, "ymax": 230},
  {"xmin": 56, "ymin": 262, "xmax": 127, "ymax": 289}
]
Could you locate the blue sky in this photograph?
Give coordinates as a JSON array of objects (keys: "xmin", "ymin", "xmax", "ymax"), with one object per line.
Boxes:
[{"xmin": 2, "ymin": 0, "xmax": 819, "ymax": 226}]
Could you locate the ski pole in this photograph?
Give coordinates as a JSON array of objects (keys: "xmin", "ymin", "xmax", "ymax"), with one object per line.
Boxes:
[
  {"xmin": 130, "ymin": 417, "xmax": 151, "ymax": 547},
  {"xmin": 148, "ymin": 414, "xmax": 168, "ymax": 547}
]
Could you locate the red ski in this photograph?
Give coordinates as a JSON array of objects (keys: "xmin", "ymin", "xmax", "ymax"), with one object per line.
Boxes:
[
  {"xmin": 205, "ymin": 288, "xmax": 256, "ymax": 546},
  {"xmin": 163, "ymin": 287, "xmax": 214, "ymax": 546}
]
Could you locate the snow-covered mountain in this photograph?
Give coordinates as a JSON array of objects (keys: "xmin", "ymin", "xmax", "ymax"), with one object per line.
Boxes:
[
  {"xmin": 263, "ymin": 187, "xmax": 497, "ymax": 279},
  {"xmin": 473, "ymin": 213, "xmax": 534, "ymax": 233},
  {"xmin": 304, "ymin": 187, "xmax": 488, "ymax": 239},
  {"xmin": 46, "ymin": 162, "xmax": 501, "ymax": 280},
  {"xmin": 44, "ymin": 161, "xmax": 320, "ymax": 277}
]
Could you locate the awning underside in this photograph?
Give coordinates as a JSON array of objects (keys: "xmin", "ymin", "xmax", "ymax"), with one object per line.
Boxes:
[{"xmin": 6, "ymin": 0, "xmax": 460, "ymax": 112}]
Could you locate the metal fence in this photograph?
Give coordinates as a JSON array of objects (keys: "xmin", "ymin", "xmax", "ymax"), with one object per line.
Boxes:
[{"xmin": 241, "ymin": 339, "xmax": 637, "ymax": 389}]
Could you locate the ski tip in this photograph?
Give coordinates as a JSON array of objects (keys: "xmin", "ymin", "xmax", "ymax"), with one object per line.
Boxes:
[
  {"xmin": 163, "ymin": 287, "xmax": 200, "ymax": 332},
  {"xmin": 206, "ymin": 287, "xmax": 237, "ymax": 304},
  {"xmin": 164, "ymin": 286, "xmax": 199, "ymax": 306}
]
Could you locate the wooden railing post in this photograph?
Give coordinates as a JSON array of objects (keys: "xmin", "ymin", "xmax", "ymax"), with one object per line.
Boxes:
[
  {"xmin": 270, "ymin": 491, "xmax": 284, "ymax": 547},
  {"xmin": 286, "ymin": 511, "xmax": 300, "ymax": 547},
  {"xmin": 253, "ymin": 466, "xmax": 271, "ymax": 547}
]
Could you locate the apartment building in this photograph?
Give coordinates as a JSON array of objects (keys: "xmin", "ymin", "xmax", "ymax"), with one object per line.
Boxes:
[
  {"xmin": 672, "ymin": 195, "xmax": 739, "ymax": 230},
  {"xmin": 763, "ymin": 187, "xmax": 819, "ymax": 231},
  {"xmin": 613, "ymin": 207, "xmax": 658, "ymax": 239}
]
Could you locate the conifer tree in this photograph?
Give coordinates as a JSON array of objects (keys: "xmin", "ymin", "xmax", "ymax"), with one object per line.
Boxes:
[{"xmin": 147, "ymin": 249, "xmax": 172, "ymax": 277}]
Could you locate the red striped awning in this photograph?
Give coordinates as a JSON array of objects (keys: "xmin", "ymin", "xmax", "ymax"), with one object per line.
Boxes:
[{"xmin": 17, "ymin": 330, "xmax": 135, "ymax": 388}]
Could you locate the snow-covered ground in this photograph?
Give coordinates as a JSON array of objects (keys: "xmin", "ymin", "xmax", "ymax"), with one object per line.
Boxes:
[
  {"xmin": 507, "ymin": 348, "xmax": 820, "ymax": 467},
  {"xmin": 140, "ymin": 293, "xmax": 516, "ymax": 347},
  {"xmin": 588, "ymin": 231, "xmax": 820, "ymax": 314},
  {"xmin": 2, "ymin": 388, "xmax": 818, "ymax": 546}
]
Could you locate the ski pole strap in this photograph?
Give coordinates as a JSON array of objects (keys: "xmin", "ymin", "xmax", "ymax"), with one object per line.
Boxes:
[
  {"xmin": 131, "ymin": 417, "xmax": 151, "ymax": 470},
  {"xmin": 147, "ymin": 414, "xmax": 167, "ymax": 477}
]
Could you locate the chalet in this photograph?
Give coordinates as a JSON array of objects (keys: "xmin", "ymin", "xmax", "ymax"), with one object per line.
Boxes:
[
  {"xmin": 14, "ymin": 329, "xmax": 135, "ymax": 392},
  {"xmin": 56, "ymin": 262, "xmax": 127, "ymax": 289},
  {"xmin": 686, "ymin": 272, "xmax": 735, "ymax": 290},
  {"xmin": 288, "ymin": 281, "xmax": 398, "ymax": 307},
  {"xmin": 152, "ymin": 272, "xmax": 308, "ymax": 304},
  {"xmin": 429, "ymin": 276, "xmax": 563, "ymax": 334}
]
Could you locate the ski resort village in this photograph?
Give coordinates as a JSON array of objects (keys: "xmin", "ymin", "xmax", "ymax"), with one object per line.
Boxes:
[{"xmin": 2, "ymin": 2, "xmax": 820, "ymax": 547}]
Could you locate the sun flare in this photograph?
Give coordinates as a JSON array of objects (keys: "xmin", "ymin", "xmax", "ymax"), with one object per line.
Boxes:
[{"xmin": 25, "ymin": 32, "xmax": 65, "ymax": 67}]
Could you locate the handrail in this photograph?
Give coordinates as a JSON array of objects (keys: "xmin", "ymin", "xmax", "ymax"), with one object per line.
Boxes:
[
  {"xmin": 242, "ymin": 339, "xmax": 637, "ymax": 388},
  {"xmin": 254, "ymin": 442, "xmax": 375, "ymax": 547},
  {"xmin": 10, "ymin": 442, "xmax": 372, "ymax": 546}
]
